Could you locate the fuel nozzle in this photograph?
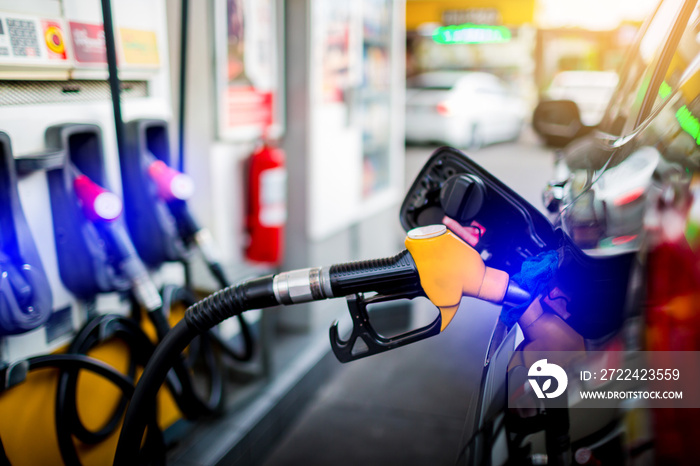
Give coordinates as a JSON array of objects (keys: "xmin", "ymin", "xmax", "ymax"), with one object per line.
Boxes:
[
  {"xmin": 404, "ymin": 224, "xmax": 530, "ymax": 330},
  {"xmin": 71, "ymin": 168, "xmax": 163, "ymax": 313},
  {"xmin": 146, "ymin": 158, "xmax": 195, "ymax": 203},
  {"xmin": 188, "ymin": 224, "xmax": 529, "ymax": 331},
  {"xmin": 274, "ymin": 223, "xmax": 528, "ymax": 326},
  {"xmin": 182, "ymin": 223, "xmax": 530, "ymax": 363},
  {"xmin": 72, "ymin": 173, "xmax": 123, "ymax": 223},
  {"xmin": 142, "ymin": 153, "xmax": 228, "ymax": 285}
]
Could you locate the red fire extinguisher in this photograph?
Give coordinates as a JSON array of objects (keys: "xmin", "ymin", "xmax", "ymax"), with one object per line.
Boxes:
[{"xmin": 246, "ymin": 139, "xmax": 286, "ymax": 265}]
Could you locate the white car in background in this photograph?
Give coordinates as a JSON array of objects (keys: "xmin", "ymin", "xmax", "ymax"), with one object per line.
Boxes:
[
  {"xmin": 545, "ymin": 71, "xmax": 619, "ymax": 126},
  {"xmin": 405, "ymin": 71, "xmax": 526, "ymax": 149}
]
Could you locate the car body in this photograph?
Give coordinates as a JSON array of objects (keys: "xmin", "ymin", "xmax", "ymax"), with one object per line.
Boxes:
[
  {"xmin": 403, "ymin": 0, "xmax": 700, "ymax": 463},
  {"xmin": 405, "ymin": 71, "xmax": 526, "ymax": 149},
  {"xmin": 516, "ymin": 0, "xmax": 700, "ymax": 462},
  {"xmin": 545, "ymin": 70, "xmax": 619, "ymax": 126}
]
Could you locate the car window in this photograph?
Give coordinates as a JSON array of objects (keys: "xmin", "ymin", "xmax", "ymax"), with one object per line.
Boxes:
[
  {"xmin": 642, "ymin": 35, "xmax": 700, "ymax": 169},
  {"xmin": 407, "ymin": 73, "xmax": 466, "ymax": 90},
  {"xmin": 561, "ymin": 57, "xmax": 700, "ymax": 253},
  {"xmin": 600, "ymin": 0, "xmax": 686, "ymax": 136},
  {"xmin": 650, "ymin": 6, "xmax": 700, "ymax": 113},
  {"xmin": 452, "ymin": 75, "xmax": 499, "ymax": 94},
  {"xmin": 558, "ymin": 0, "xmax": 700, "ymax": 252},
  {"xmin": 559, "ymin": 1, "xmax": 700, "ymax": 253},
  {"xmin": 473, "ymin": 82, "xmax": 505, "ymax": 96}
]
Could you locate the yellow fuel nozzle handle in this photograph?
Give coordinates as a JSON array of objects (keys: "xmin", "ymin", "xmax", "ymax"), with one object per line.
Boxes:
[{"xmin": 405, "ymin": 224, "xmax": 527, "ymax": 331}]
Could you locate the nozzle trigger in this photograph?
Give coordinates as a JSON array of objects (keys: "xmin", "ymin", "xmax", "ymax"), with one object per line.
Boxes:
[{"xmin": 329, "ymin": 291, "xmax": 440, "ymax": 363}]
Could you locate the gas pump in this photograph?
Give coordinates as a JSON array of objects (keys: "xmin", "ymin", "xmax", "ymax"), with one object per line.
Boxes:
[
  {"xmin": 0, "ymin": 0, "xmax": 225, "ymax": 462},
  {"xmin": 120, "ymin": 118, "xmax": 257, "ymax": 362},
  {"xmin": 0, "ymin": 123, "xmax": 227, "ymax": 464},
  {"xmin": 0, "ymin": 0, "xmax": 174, "ymax": 357},
  {"xmin": 0, "ymin": 133, "xmax": 52, "ymax": 336},
  {"xmin": 121, "ymin": 119, "xmax": 188, "ymax": 268},
  {"xmin": 45, "ymin": 124, "xmax": 134, "ymax": 299},
  {"xmin": 121, "ymin": 118, "xmax": 233, "ymax": 290}
]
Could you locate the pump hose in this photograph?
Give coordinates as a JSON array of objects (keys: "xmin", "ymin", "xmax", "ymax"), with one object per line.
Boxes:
[
  {"xmin": 53, "ymin": 314, "xmax": 184, "ymax": 465},
  {"xmin": 115, "ymin": 275, "xmax": 276, "ymax": 464},
  {"xmin": 54, "ymin": 315, "xmax": 148, "ymax": 465},
  {"xmin": 1, "ymin": 354, "xmax": 165, "ymax": 466},
  {"xmin": 195, "ymin": 272, "xmax": 277, "ymax": 328},
  {"xmin": 175, "ymin": 203, "xmax": 255, "ymax": 362},
  {"xmin": 160, "ymin": 284, "xmax": 224, "ymax": 413},
  {"xmin": 141, "ymin": 295, "xmax": 225, "ymax": 419},
  {"xmin": 115, "ymin": 320, "xmax": 197, "ymax": 464},
  {"xmin": 206, "ymin": 261, "xmax": 255, "ymax": 362},
  {"xmin": 116, "ymin": 255, "xmax": 419, "ymax": 463},
  {"xmin": 55, "ymin": 304, "xmax": 221, "ymax": 465}
]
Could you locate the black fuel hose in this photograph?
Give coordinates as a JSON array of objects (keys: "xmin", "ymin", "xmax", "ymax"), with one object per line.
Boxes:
[
  {"xmin": 55, "ymin": 309, "xmax": 220, "ymax": 465},
  {"xmin": 33, "ymin": 354, "xmax": 136, "ymax": 394},
  {"xmin": 205, "ymin": 260, "xmax": 255, "ymax": 363},
  {"xmin": 37, "ymin": 354, "xmax": 166, "ymax": 466},
  {"xmin": 177, "ymin": 0, "xmax": 189, "ymax": 174},
  {"xmin": 142, "ymin": 301, "xmax": 224, "ymax": 420},
  {"xmin": 170, "ymin": 201, "xmax": 255, "ymax": 362},
  {"xmin": 0, "ymin": 354, "xmax": 163, "ymax": 466},
  {"xmin": 160, "ymin": 284, "xmax": 224, "ymax": 414},
  {"xmin": 114, "ymin": 319, "xmax": 198, "ymax": 465},
  {"xmin": 114, "ymin": 275, "xmax": 278, "ymax": 463},
  {"xmin": 54, "ymin": 315, "xmax": 149, "ymax": 465},
  {"xmin": 115, "ymin": 254, "xmax": 421, "ymax": 463}
]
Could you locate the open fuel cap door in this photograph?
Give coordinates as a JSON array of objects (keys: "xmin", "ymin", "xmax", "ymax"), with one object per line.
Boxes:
[
  {"xmin": 400, "ymin": 146, "xmax": 560, "ymax": 275},
  {"xmin": 401, "ymin": 146, "xmax": 636, "ymax": 340}
]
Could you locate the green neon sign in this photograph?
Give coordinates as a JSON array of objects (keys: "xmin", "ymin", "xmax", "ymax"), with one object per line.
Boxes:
[{"xmin": 432, "ymin": 24, "xmax": 511, "ymax": 44}]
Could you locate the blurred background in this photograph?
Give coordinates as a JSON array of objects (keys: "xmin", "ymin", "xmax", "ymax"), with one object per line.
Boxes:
[{"xmin": 0, "ymin": 0, "xmax": 664, "ymax": 465}]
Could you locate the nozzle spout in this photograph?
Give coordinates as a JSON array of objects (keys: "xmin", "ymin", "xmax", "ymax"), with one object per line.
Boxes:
[{"xmin": 503, "ymin": 281, "xmax": 531, "ymax": 307}]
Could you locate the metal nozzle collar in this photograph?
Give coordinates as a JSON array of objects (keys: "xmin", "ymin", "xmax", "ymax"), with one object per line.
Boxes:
[{"xmin": 273, "ymin": 267, "xmax": 333, "ymax": 305}]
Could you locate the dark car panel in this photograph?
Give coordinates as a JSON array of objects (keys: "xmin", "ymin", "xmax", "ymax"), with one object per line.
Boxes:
[{"xmin": 428, "ymin": 0, "xmax": 700, "ymax": 464}]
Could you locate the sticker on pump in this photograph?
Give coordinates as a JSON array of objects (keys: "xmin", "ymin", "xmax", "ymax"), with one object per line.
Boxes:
[
  {"xmin": 42, "ymin": 20, "xmax": 67, "ymax": 59},
  {"xmin": 69, "ymin": 22, "xmax": 106, "ymax": 64},
  {"xmin": 119, "ymin": 28, "xmax": 159, "ymax": 66},
  {"xmin": 259, "ymin": 167, "xmax": 287, "ymax": 227}
]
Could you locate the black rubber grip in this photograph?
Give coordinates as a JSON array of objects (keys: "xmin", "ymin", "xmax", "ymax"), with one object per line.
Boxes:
[{"xmin": 329, "ymin": 250, "xmax": 420, "ymax": 297}]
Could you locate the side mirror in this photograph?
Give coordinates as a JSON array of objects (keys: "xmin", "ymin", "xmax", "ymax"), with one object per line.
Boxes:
[{"xmin": 532, "ymin": 100, "xmax": 588, "ymax": 148}]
